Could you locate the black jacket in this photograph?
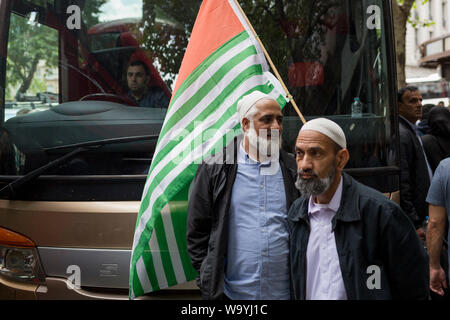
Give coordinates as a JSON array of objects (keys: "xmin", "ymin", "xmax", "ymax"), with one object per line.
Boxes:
[
  {"xmin": 398, "ymin": 116, "xmax": 431, "ymax": 228},
  {"xmin": 421, "ymin": 107, "xmax": 450, "ymax": 173},
  {"xmin": 422, "ymin": 134, "xmax": 450, "ymax": 173},
  {"xmin": 288, "ymin": 172, "xmax": 429, "ymax": 300},
  {"xmin": 186, "ymin": 137, "xmax": 299, "ymax": 300}
]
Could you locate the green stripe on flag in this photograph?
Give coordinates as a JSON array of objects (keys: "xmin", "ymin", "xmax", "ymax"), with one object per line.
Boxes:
[
  {"xmin": 168, "ymin": 187, "xmax": 198, "ymax": 280},
  {"xmin": 141, "ymin": 242, "xmax": 160, "ymax": 291},
  {"xmin": 153, "ymin": 211, "xmax": 177, "ymax": 287},
  {"xmin": 131, "ymin": 265, "xmax": 144, "ymax": 298}
]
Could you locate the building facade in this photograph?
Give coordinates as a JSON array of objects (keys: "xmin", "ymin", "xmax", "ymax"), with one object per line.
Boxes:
[{"xmin": 406, "ymin": 0, "xmax": 450, "ymax": 80}]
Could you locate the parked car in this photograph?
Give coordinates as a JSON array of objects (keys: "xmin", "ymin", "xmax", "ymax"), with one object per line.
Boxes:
[{"xmin": 37, "ymin": 92, "xmax": 58, "ymax": 104}]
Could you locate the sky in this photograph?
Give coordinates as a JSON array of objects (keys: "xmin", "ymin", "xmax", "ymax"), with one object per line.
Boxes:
[{"xmin": 98, "ymin": 0, "xmax": 143, "ymax": 22}]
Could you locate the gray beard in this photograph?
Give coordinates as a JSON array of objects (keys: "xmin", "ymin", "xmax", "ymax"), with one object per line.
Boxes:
[
  {"xmin": 246, "ymin": 125, "xmax": 281, "ymax": 162},
  {"xmin": 295, "ymin": 165, "xmax": 336, "ymax": 198}
]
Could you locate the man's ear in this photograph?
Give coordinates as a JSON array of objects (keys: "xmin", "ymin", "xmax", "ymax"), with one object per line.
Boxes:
[
  {"xmin": 336, "ymin": 149, "xmax": 349, "ymax": 170},
  {"xmin": 242, "ymin": 117, "xmax": 250, "ymax": 133}
]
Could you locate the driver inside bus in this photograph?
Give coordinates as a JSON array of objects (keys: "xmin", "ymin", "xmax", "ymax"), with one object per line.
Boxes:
[{"xmin": 126, "ymin": 60, "xmax": 170, "ymax": 108}]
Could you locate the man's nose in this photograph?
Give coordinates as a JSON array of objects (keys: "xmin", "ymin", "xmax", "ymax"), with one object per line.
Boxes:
[
  {"xmin": 270, "ymin": 118, "xmax": 281, "ymax": 130},
  {"xmin": 297, "ymin": 154, "xmax": 313, "ymax": 171}
]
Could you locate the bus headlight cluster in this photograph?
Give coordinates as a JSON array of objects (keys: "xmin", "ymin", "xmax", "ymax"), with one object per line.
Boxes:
[{"xmin": 0, "ymin": 227, "xmax": 45, "ymax": 284}]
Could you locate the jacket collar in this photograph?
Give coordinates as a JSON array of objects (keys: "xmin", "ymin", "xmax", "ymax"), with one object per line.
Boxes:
[
  {"xmin": 399, "ymin": 115, "xmax": 417, "ymax": 133},
  {"xmin": 290, "ymin": 172, "xmax": 361, "ymax": 225}
]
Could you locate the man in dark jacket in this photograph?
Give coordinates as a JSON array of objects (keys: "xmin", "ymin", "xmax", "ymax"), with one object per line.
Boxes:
[
  {"xmin": 186, "ymin": 91, "xmax": 299, "ymax": 300},
  {"xmin": 289, "ymin": 118, "xmax": 429, "ymax": 300},
  {"xmin": 398, "ymin": 86, "xmax": 433, "ymax": 243}
]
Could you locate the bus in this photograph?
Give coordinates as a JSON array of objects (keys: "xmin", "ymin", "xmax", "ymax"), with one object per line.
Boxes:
[
  {"xmin": 407, "ymin": 74, "xmax": 450, "ymax": 107},
  {"xmin": 0, "ymin": 0, "xmax": 399, "ymax": 299}
]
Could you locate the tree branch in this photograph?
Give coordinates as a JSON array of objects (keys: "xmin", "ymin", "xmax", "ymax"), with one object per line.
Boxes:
[{"xmin": 398, "ymin": 0, "xmax": 416, "ymax": 20}]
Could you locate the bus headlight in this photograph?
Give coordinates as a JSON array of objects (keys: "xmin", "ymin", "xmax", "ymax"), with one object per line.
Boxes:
[{"xmin": 0, "ymin": 228, "xmax": 45, "ymax": 284}]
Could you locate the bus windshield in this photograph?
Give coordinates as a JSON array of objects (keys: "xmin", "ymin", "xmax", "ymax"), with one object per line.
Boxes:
[{"xmin": 0, "ymin": 0, "xmax": 399, "ymax": 200}]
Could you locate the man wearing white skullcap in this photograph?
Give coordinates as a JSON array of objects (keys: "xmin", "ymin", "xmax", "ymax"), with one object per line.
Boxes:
[
  {"xmin": 288, "ymin": 118, "xmax": 428, "ymax": 300},
  {"xmin": 236, "ymin": 90, "xmax": 280, "ymax": 163},
  {"xmin": 187, "ymin": 90, "xmax": 299, "ymax": 300}
]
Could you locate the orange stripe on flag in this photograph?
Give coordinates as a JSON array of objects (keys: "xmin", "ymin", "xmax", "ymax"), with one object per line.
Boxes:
[{"xmin": 173, "ymin": 0, "xmax": 245, "ymax": 94}]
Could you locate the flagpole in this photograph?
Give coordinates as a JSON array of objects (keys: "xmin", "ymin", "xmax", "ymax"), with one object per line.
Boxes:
[{"xmin": 232, "ymin": 0, "xmax": 306, "ymax": 124}]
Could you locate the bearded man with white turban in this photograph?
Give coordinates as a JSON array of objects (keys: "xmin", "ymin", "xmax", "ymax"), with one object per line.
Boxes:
[
  {"xmin": 288, "ymin": 118, "xmax": 429, "ymax": 300},
  {"xmin": 187, "ymin": 90, "xmax": 299, "ymax": 300}
]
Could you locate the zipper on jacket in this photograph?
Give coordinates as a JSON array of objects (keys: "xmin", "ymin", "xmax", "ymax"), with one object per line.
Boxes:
[{"xmin": 303, "ymin": 218, "xmax": 311, "ymax": 300}]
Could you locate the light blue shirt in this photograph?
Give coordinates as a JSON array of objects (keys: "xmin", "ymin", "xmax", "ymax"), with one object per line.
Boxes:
[
  {"xmin": 224, "ymin": 143, "xmax": 290, "ymax": 300},
  {"xmin": 426, "ymin": 157, "xmax": 450, "ymax": 280}
]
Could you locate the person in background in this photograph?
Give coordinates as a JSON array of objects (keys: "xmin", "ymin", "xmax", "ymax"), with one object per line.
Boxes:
[
  {"xmin": 288, "ymin": 118, "xmax": 429, "ymax": 300},
  {"xmin": 426, "ymin": 157, "xmax": 450, "ymax": 300},
  {"xmin": 438, "ymin": 101, "xmax": 445, "ymax": 108},
  {"xmin": 126, "ymin": 60, "xmax": 169, "ymax": 108},
  {"xmin": 417, "ymin": 104, "xmax": 436, "ymax": 136},
  {"xmin": 397, "ymin": 86, "xmax": 433, "ymax": 243},
  {"xmin": 422, "ymin": 107, "xmax": 450, "ymax": 173}
]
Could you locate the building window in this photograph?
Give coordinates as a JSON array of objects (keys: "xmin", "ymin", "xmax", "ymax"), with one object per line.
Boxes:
[
  {"xmin": 415, "ymin": 28, "xmax": 419, "ymax": 48},
  {"xmin": 429, "ymin": 0, "xmax": 433, "ymax": 21},
  {"xmin": 444, "ymin": 1, "xmax": 447, "ymax": 28}
]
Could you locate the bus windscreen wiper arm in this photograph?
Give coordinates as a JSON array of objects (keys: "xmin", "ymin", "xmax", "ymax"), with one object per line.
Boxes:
[{"xmin": 0, "ymin": 134, "xmax": 159, "ymax": 198}]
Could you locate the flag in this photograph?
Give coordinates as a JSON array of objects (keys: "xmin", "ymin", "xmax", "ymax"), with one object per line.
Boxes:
[{"xmin": 129, "ymin": 0, "xmax": 288, "ymax": 299}]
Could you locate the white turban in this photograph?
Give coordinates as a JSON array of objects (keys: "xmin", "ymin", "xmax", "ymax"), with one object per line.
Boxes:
[
  {"xmin": 300, "ymin": 118, "xmax": 347, "ymax": 149},
  {"xmin": 237, "ymin": 91, "xmax": 277, "ymax": 121}
]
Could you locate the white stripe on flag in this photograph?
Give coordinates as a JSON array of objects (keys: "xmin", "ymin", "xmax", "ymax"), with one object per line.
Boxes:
[
  {"xmin": 160, "ymin": 204, "xmax": 186, "ymax": 284},
  {"xmin": 136, "ymin": 257, "xmax": 153, "ymax": 293},
  {"xmin": 149, "ymin": 230, "xmax": 168, "ymax": 289}
]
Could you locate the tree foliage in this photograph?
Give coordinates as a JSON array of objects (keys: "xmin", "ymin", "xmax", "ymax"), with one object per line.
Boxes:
[
  {"xmin": 6, "ymin": 14, "xmax": 58, "ymax": 99},
  {"xmin": 140, "ymin": 0, "xmax": 202, "ymax": 89},
  {"xmin": 5, "ymin": 0, "xmax": 106, "ymax": 100}
]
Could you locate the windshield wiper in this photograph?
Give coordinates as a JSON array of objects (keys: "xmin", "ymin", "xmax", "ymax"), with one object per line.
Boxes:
[
  {"xmin": 43, "ymin": 134, "xmax": 159, "ymax": 152},
  {"xmin": 0, "ymin": 134, "xmax": 158, "ymax": 198}
]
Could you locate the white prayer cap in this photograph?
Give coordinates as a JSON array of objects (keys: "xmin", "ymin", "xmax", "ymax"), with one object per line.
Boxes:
[
  {"xmin": 300, "ymin": 118, "xmax": 347, "ymax": 149},
  {"xmin": 237, "ymin": 91, "xmax": 277, "ymax": 121}
]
